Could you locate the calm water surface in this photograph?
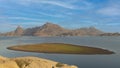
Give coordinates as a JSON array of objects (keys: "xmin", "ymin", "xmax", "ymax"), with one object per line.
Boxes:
[{"xmin": 0, "ymin": 36, "xmax": 120, "ymax": 68}]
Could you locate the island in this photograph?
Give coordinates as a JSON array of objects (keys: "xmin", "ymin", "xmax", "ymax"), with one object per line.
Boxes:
[{"xmin": 7, "ymin": 43, "xmax": 114, "ymax": 54}]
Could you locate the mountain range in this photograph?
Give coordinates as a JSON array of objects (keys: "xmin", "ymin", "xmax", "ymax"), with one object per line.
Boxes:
[{"xmin": 0, "ymin": 22, "xmax": 116, "ymax": 36}]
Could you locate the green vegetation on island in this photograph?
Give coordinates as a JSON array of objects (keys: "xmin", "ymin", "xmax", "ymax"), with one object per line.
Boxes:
[{"xmin": 7, "ymin": 43, "xmax": 114, "ymax": 54}]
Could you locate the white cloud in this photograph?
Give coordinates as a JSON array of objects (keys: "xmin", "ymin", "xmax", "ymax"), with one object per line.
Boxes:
[
  {"xmin": 0, "ymin": 22, "xmax": 17, "ymax": 32},
  {"xmin": 36, "ymin": 0, "xmax": 93, "ymax": 10},
  {"xmin": 9, "ymin": 0, "xmax": 77, "ymax": 9},
  {"xmin": 1, "ymin": 0, "xmax": 93, "ymax": 10},
  {"xmin": 0, "ymin": 16, "xmax": 44, "ymax": 21},
  {"xmin": 106, "ymin": 23, "xmax": 120, "ymax": 26},
  {"xmin": 39, "ymin": 1, "xmax": 76, "ymax": 9},
  {"xmin": 98, "ymin": 6, "xmax": 120, "ymax": 16},
  {"xmin": 0, "ymin": 22, "xmax": 16, "ymax": 27},
  {"xmin": 37, "ymin": 12, "xmax": 65, "ymax": 18},
  {"xmin": 97, "ymin": 1, "xmax": 120, "ymax": 16}
]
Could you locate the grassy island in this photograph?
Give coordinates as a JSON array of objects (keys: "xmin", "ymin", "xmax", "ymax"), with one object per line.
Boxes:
[{"xmin": 7, "ymin": 43, "xmax": 114, "ymax": 54}]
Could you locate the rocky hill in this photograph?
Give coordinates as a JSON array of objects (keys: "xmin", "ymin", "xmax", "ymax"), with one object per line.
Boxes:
[
  {"xmin": 0, "ymin": 26, "xmax": 24, "ymax": 36},
  {"xmin": 32, "ymin": 23, "xmax": 70, "ymax": 36},
  {"xmin": 0, "ymin": 56, "xmax": 78, "ymax": 68},
  {"xmin": 58, "ymin": 27, "xmax": 103, "ymax": 36},
  {"xmin": 0, "ymin": 22, "xmax": 104, "ymax": 36}
]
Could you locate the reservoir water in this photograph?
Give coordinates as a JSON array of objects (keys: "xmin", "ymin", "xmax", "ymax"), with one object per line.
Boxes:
[{"xmin": 0, "ymin": 36, "xmax": 120, "ymax": 68}]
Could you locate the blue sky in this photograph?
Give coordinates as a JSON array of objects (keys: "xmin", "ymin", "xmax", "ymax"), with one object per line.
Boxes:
[{"xmin": 0, "ymin": 0, "xmax": 120, "ymax": 32}]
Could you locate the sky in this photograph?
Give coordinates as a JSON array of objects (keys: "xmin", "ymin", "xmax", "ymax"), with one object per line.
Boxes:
[{"xmin": 0, "ymin": 0, "xmax": 120, "ymax": 32}]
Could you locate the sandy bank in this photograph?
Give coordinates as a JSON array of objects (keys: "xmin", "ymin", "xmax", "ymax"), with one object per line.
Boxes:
[{"xmin": 0, "ymin": 56, "xmax": 78, "ymax": 68}]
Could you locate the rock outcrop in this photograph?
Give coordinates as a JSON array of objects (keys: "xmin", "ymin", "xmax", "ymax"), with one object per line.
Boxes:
[
  {"xmin": 0, "ymin": 56, "xmax": 19, "ymax": 68},
  {"xmin": 0, "ymin": 56, "xmax": 78, "ymax": 68},
  {"xmin": 0, "ymin": 22, "xmax": 104, "ymax": 36}
]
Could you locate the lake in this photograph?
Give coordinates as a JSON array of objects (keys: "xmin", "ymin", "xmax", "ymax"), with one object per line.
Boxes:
[{"xmin": 0, "ymin": 36, "xmax": 120, "ymax": 68}]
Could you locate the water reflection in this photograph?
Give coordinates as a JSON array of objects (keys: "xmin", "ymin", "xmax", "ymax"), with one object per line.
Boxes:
[{"xmin": 0, "ymin": 36, "xmax": 120, "ymax": 68}]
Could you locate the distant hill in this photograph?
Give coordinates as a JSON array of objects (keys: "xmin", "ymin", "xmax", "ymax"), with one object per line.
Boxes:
[
  {"xmin": 0, "ymin": 26, "xmax": 24, "ymax": 36},
  {"xmin": 0, "ymin": 22, "xmax": 105, "ymax": 36},
  {"xmin": 58, "ymin": 27, "xmax": 103, "ymax": 36},
  {"xmin": 99, "ymin": 32, "xmax": 120, "ymax": 36}
]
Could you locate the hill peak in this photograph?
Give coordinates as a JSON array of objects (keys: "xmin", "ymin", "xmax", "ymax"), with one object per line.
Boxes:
[
  {"xmin": 42, "ymin": 22, "xmax": 62, "ymax": 29},
  {"xmin": 45, "ymin": 22, "xmax": 54, "ymax": 25},
  {"xmin": 15, "ymin": 25, "xmax": 24, "ymax": 35},
  {"xmin": 16, "ymin": 25, "xmax": 22, "ymax": 29},
  {"xmin": 43, "ymin": 22, "xmax": 59, "ymax": 26}
]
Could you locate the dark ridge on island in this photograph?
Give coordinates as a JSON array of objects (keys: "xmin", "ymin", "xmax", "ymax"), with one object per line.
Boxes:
[
  {"xmin": 7, "ymin": 43, "xmax": 115, "ymax": 54},
  {"xmin": 0, "ymin": 22, "xmax": 104, "ymax": 36}
]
